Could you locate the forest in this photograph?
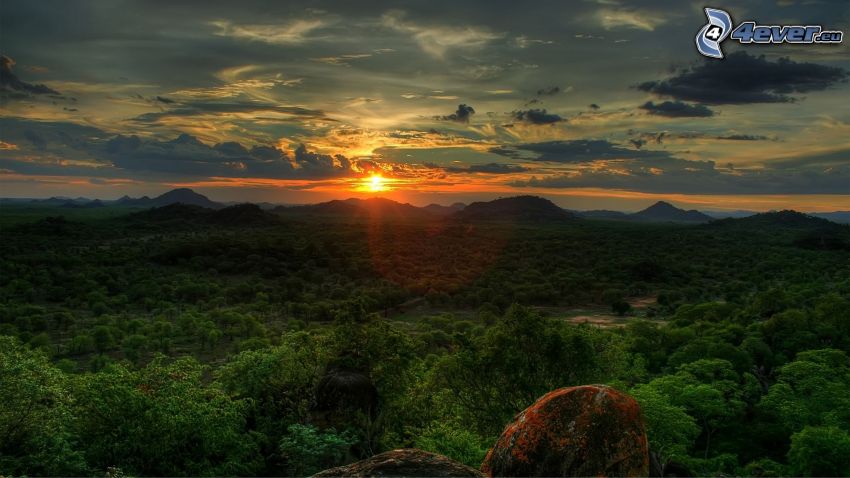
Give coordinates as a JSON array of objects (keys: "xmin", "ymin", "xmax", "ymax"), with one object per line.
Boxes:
[{"xmin": 2, "ymin": 197, "xmax": 850, "ymax": 477}]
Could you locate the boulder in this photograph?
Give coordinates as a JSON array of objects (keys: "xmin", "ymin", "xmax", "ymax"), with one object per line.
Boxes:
[
  {"xmin": 311, "ymin": 368, "xmax": 378, "ymax": 429},
  {"xmin": 314, "ymin": 369, "xmax": 378, "ymax": 416},
  {"xmin": 313, "ymin": 448, "xmax": 484, "ymax": 477},
  {"xmin": 481, "ymin": 385, "xmax": 649, "ymax": 477}
]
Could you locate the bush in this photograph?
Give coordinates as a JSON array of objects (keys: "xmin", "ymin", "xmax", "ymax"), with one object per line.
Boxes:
[
  {"xmin": 279, "ymin": 424, "xmax": 356, "ymax": 476},
  {"xmin": 415, "ymin": 421, "xmax": 490, "ymax": 467}
]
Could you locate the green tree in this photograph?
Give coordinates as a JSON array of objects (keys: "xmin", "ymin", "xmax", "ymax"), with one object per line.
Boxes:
[
  {"xmin": 73, "ymin": 357, "xmax": 259, "ymax": 476},
  {"xmin": 431, "ymin": 305, "xmax": 625, "ymax": 435},
  {"xmin": 788, "ymin": 426, "xmax": 850, "ymax": 477},
  {"xmin": 279, "ymin": 424, "xmax": 356, "ymax": 476},
  {"xmin": 642, "ymin": 359, "xmax": 757, "ymax": 460},
  {"xmin": 122, "ymin": 334, "xmax": 148, "ymax": 365},
  {"xmin": 215, "ymin": 332, "xmax": 323, "ymax": 474},
  {"xmin": 759, "ymin": 349, "xmax": 850, "ymax": 432},
  {"xmin": 631, "ymin": 385, "xmax": 700, "ymax": 469},
  {"xmin": 0, "ymin": 336, "xmax": 86, "ymax": 475}
]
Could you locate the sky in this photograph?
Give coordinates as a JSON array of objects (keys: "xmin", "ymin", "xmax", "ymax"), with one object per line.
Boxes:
[{"xmin": 1, "ymin": 0, "xmax": 848, "ymax": 211}]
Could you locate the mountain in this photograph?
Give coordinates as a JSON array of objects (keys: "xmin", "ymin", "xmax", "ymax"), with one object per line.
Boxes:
[
  {"xmin": 578, "ymin": 209, "xmax": 630, "ymax": 220},
  {"xmin": 114, "ymin": 194, "xmax": 152, "ymax": 206},
  {"xmin": 708, "ymin": 210, "xmax": 844, "ymax": 231},
  {"xmin": 111, "ymin": 188, "xmax": 222, "ymax": 209},
  {"xmin": 61, "ymin": 199, "xmax": 105, "ymax": 208},
  {"xmin": 630, "ymin": 201, "xmax": 713, "ymax": 223},
  {"xmin": 423, "ymin": 202, "xmax": 466, "ymax": 216},
  {"xmin": 811, "ymin": 211, "xmax": 850, "ymax": 224},
  {"xmin": 126, "ymin": 203, "xmax": 212, "ymax": 225},
  {"xmin": 706, "ymin": 210, "xmax": 850, "ymax": 250},
  {"xmin": 209, "ymin": 203, "xmax": 279, "ymax": 226},
  {"xmin": 126, "ymin": 202, "xmax": 279, "ymax": 228},
  {"xmin": 276, "ymin": 197, "xmax": 433, "ymax": 220},
  {"xmin": 453, "ymin": 196, "xmax": 575, "ymax": 222},
  {"xmin": 148, "ymin": 188, "xmax": 222, "ymax": 209}
]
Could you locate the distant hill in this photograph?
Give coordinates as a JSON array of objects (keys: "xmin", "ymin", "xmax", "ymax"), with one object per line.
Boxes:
[
  {"xmin": 276, "ymin": 197, "xmax": 433, "ymax": 220},
  {"xmin": 61, "ymin": 199, "xmax": 105, "ymax": 209},
  {"xmin": 811, "ymin": 211, "xmax": 850, "ymax": 224},
  {"xmin": 578, "ymin": 210, "xmax": 630, "ymax": 220},
  {"xmin": 454, "ymin": 196, "xmax": 575, "ymax": 222},
  {"xmin": 127, "ymin": 203, "xmax": 212, "ymax": 224},
  {"xmin": 630, "ymin": 201, "xmax": 713, "ymax": 223},
  {"xmin": 209, "ymin": 203, "xmax": 279, "ymax": 226},
  {"xmin": 423, "ymin": 202, "xmax": 466, "ymax": 216},
  {"xmin": 112, "ymin": 188, "xmax": 223, "ymax": 209},
  {"xmin": 148, "ymin": 188, "xmax": 222, "ymax": 209},
  {"xmin": 127, "ymin": 202, "xmax": 279, "ymax": 227},
  {"xmin": 708, "ymin": 210, "xmax": 844, "ymax": 231},
  {"xmin": 705, "ymin": 210, "xmax": 850, "ymax": 250}
]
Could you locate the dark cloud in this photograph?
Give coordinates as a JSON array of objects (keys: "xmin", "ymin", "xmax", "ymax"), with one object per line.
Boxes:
[
  {"xmin": 536, "ymin": 86, "xmax": 560, "ymax": 96},
  {"xmin": 293, "ymin": 143, "xmax": 351, "ymax": 173},
  {"xmin": 132, "ymin": 101, "xmax": 332, "ymax": 123},
  {"xmin": 105, "ymin": 133, "xmax": 299, "ymax": 178},
  {"xmin": 629, "ymin": 130, "xmax": 772, "ymax": 144},
  {"xmin": 444, "ymin": 162, "xmax": 528, "ymax": 174},
  {"xmin": 0, "ymin": 55, "xmax": 59, "ymax": 96},
  {"xmin": 24, "ymin": 131, "xmax": 47, "ymax": 150},
  {"xmin": 0, "ymin": 118, "xmax": 355, "ymax": 180},
  {"xmin": 512, "ymin": 108, "xmax": 563, "ymax": 124},
  {"xmin": 155, "ymin": 95, "xmax": 175, "ymax": 104},
  {"xmin": 637, "ymin": 52, "xmax": 848, "ymax": 104},
  {"xmin": 639, "ymin": 100, "xmax": 714, "ymax": 117},
  {"xmin": 437, "ymin": 104, "xmax": 475, "ymax": 123},
  {"xmin": 510, "ymin": 156, "xmax": 850, "ymax": 195},
  {"xmin": 107, "ymin": 135, "xmax": 355, "ymax": 179},
  {"xmin": 493, "ymin": 139, "xmax": 666, "ymax": 163},
  {"xmin": 717, "ymin": 134, "xmax": 770, "ymax": 141}
]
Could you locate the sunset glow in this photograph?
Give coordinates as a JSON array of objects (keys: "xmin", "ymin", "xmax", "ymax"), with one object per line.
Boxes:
[
  {"xmin": 0, "ymin": 1, "xmax": 848, "ymax": 211},
  {"xmin": 367, "ymin": 174, "xmax": 386, "ymax": 192}
]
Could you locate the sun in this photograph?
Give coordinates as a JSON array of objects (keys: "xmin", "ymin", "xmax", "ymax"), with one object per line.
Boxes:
[{"xmin": 367, "ymin": 174, "xmax": 386, "ymax": 192}]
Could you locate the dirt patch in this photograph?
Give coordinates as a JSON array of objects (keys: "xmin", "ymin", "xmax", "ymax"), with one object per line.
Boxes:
[
  {"xmin": 628, "ymin": 295, "xmax": 658, "ymax": 308},
  {"xmin": 564, "ymin": 314, "xmax": 629, "ymax": 328}
]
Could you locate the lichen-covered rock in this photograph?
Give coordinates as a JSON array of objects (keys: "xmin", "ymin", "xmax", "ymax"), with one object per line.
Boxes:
[
  {"xmin": 313, "ymin": 448, "xmax": 484, "ymax": 477},
  {"xmin": 481, "ymin": 385, "xmax": 649, "ymax": 477}
]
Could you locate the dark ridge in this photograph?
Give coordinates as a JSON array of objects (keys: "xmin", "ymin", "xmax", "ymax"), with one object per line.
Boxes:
[
  {"xmin": 276, "ymin": 197, "xmax": 434, "ymax": 220},
  {"xmin": 631, "ymin": 201, "xmax": 713, "ymax": 223},
  {"xmin": 708, "ymin": 210, "xmax": 844, "ymax": 231},
  {"xmin": 208, "ymin": 203, "xmax": 279, "ymax": 226},
  {"xmin": 423, "ymin": 202, "xmax": 466, "ymax": 216},
  {"xmin": 149, "ymin": 188, "xmax": 222, "ymax": 209},
  {"xmin": 453, "ymin": 195, "xmax": 575, "ymax": 222},
  {"xmin": 579, "ymin": 209, "xmax": 630, "ymax": 220},
  {"xmin": 127, "ymin": 203, "xmax": 213, "ymax": 224}
]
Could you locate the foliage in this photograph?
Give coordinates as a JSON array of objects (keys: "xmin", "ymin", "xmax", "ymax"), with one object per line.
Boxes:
[
  {"xmin": 1, "ymin": 205, "xmax": 850, "ymax": 474},
  {"xmin": 72, "ymin": 357, "xmax": 261, "ymax": 476},
  {"xmin": 279, "ymin": 424, "xmax": 357, "ymax": 476},
  {"xmin": 415, "ymin": 420, "xmax": 490, "ymax": 467},
  {"xmin": 0, "ymin": 336, "xmax": 86, "ymax": 475},
  {"xmin": 787, "ymin": 426, "xmax": 850, "ymax": 477}
]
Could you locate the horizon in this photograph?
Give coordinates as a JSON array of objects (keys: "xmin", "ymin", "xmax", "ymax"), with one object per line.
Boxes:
[
  {"xmin": 2, "ymin": 1, "xmax": 849, "ymax": 211},
  {"xmin": 4, "ymin": 186, "xmax": 850, "ymax": 215}
]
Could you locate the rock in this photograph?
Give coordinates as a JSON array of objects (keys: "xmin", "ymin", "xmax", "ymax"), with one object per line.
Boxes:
[
  {"xmin": 312, "ymin": 369, "xmax": 378, "ymax": 428},
  {"xmin": 481, "ymin": 385, "xmax": 650, "ymax": 477},
  {"xmin": 315, "ymin": 369, "xmax": 378, "ymax": 414},
  {"xmin": 313, "ymin": 448, "xmax": 484, "ymax": 477}
]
